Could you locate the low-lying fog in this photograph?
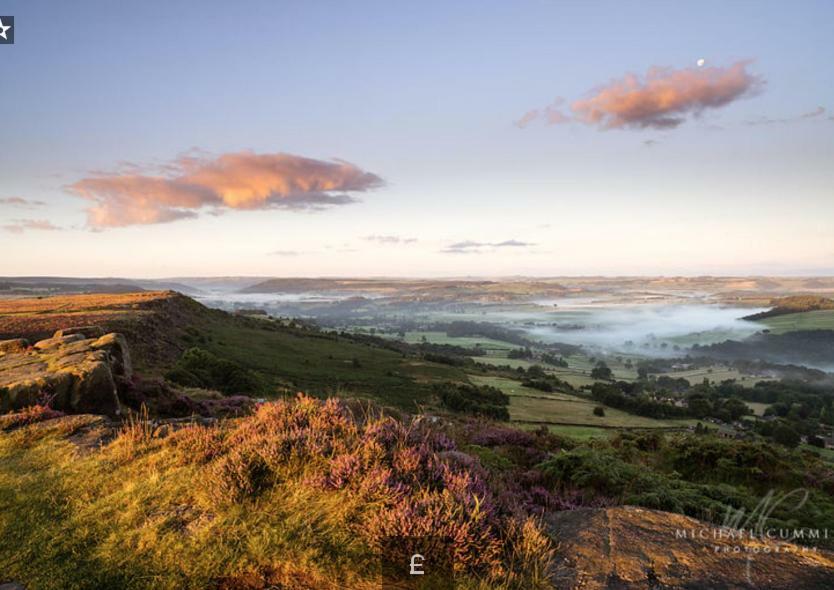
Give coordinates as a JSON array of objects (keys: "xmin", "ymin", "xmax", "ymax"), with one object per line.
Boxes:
[
  {"xmin": 523, "ymin": 302, "xmax": 767, "ymax": 355},
  {"xmin": 196, "ymin": 291, "xmax": 767, "ymax": 356}
]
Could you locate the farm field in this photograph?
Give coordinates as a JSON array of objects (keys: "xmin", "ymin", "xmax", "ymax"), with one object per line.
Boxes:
[
  {"xmin": 519, "ymin": 423, "xmax": 612, "ymax": 440},
  {"xmin": 470, "ymin": 375, "xmax": 696, "ymax": 430},
  {"xmin": 744, "ymin": 402, "xmax": 771, "ymax": 416},
  {"xmin": 507, "ymin": 395, "xmax": 696, "ymax": 429},
  {"xmin": 759, "ymin": 310, "xmax": 834, "ymax": 334},
  {"xmin": 661, "ymin": 366, "xmax": 769, "ymax": 386},
  {"xmin": 400, "ymin": 330, "xmax": 516, "ymax": 353},
  {"xmin": 473, "ymin": 352, "xmax": 639, "ymax": 387}
]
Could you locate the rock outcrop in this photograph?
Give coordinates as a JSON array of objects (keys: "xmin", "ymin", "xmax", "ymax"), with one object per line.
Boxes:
[
  {"xmin": 547, "ymin": 506, "xmax": 834, "ymax": 589},
  {"xmin": 0, "ymin": 328, "xmax": 131, "ymax": 416}
]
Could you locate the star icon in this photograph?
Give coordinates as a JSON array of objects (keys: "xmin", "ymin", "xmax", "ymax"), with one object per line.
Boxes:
[{"xmin": 0, "ymin": 18, "xmax": 10, "ymax": 41}]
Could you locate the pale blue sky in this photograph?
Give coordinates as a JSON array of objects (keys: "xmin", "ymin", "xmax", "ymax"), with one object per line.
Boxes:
[{"xmin": 1, "ymin": 0, "xmax": 833, "ymax": 277}]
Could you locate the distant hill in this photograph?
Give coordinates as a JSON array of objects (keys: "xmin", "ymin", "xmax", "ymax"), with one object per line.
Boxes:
[
  {"xmin": 744, "ymin": 295, "xmax": 834, "ymax": 321},
  {"xmin": 0, "ymin": 276, "xmax": 202, "ymax": 296}
]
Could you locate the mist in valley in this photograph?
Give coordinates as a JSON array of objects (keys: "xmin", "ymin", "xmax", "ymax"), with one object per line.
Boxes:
[{"xmin": 523, "ymin": 303, "xmax": 768, "ymax": 355}]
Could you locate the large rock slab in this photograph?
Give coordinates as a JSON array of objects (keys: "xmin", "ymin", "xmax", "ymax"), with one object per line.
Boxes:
[
  {"xmin": 0, "ymin": 327, "xmax": 131, "ymax": 416},
  {"xmin": 547, "ymin": 506, "xmax": 834, "ymax": 589}
]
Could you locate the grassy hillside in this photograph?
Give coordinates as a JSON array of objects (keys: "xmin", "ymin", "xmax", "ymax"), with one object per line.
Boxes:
[
  {"xmin": 0, "ymin": 291, "xmax": 469, "ymax": 412},
  {"xmin": 195, "ymin": 315, "xmax": 466, "ymax": 409},
  {"xmin": 760, "ymin": 309, "xmax": 834, "ymax": 334},
  {"xmin": 0, "ymin": 398, "xmax": 557, "ymax": 590},
  {"xmin": 744, "ymin": 295, "xmax": 834, "ymax": 321}
]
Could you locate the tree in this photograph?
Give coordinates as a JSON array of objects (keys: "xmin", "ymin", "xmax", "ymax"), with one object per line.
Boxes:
[
  {"xmin": 593, "ymin": 406, "xmax": 605, "ymax": 417},
  {"xmin": 688, "ymin": 397, "xmax": 712, "ymax": 419},
  {"xmin": 590, "ymin": 361, "xmax": 613, "ymax": 381},
  {"xmin": 772, "ymin": 423, "xmax": 801, "ymax": 448}
]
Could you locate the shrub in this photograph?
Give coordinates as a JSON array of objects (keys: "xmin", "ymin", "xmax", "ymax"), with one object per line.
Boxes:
[
  {"xmin": 593, "ymin": 406, "xmax": 605, "ymax": 417},
  {"xmin": 435, "ymin": 383, "xmax": 510, "ymax": 420},
  {"xmin": 773, "ymin": 423, "xmax": 801, "ymax": 448},
  {"xmin": 0, "ymin": 403, "xmax": 65, "ymax": 431},
  {"xmin": 206, "ymin": 448, "xmax": 271, "ymax": 503},
  {"xmin": 166, "ymin": 347, "xmax": 260, "ymax": 394},
  {"xmin": 168, "ymin": 424, "xmax": 226, "ymax": 465}
]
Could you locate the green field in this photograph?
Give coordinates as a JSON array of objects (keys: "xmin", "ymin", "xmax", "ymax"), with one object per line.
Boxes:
[
  {"xmin": 518, "ymin": 423, "xmax": 611, "ymax": 440},
  {"xmin": 744, "ymin": 401, "xmax": 770, "ymax": 416},
  {"xmin": 759, "ymin": 310, "xmax": 834, "ymax": 334},
  {"xmin": 470, "ymin": 375, "xmax": 696, "ymax": 430},
  {"xmin": 400, "ymin": 330, "xmax": 516, "ymax": 354},
  {"xmin": 473, "ymin": 352, "xmax": 639, "ymax": 387},
  {"xmin": 661, "ymin": 366, "xmax": 768, "ymax": 386}
]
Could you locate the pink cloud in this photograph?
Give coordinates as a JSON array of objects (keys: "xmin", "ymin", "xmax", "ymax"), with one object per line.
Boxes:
[
  {"xmin": 544, "ymin": 106, "xmax": 570, "ymax": 125},
  {"xmin": 3, "ymin": 219, "xmax": 63, "ymax": 234},
  {"xmin": 514, "ymin": 109, "xmax": 540, "ymax": 128},
  {"xmin": 572, "ymin": 61, "xmax": 762, "ymax": 129},
  {"xmin": 517, "ymin": 61, "xmax": 762, "ymax": 131},
  {"xmin": 67, "ymin": 151, "xmax": 384, "ymax": 228}
]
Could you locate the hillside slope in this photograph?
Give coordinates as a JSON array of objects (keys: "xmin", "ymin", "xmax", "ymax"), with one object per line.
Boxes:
[
  {"xmin": 0, "ymin": 291, "xmax": 468, "ymax": 411},
  {"xmin": 743, "ymin": 295, "xmax": 834, "ymax": 321},
  {"xmin": 3, "ymin": 400, "xmax": 833, "ymax": 589}
]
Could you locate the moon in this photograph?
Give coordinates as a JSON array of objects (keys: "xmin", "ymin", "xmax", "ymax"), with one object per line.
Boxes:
[{"xmin": 696, "ymin": 58, "xmax": 706, "ymax": 67}]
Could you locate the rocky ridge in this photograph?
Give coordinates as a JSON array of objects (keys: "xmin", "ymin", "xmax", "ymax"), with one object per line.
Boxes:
[{"xmin": 0, "ymin": 326, "xmax": 129, "ymax": 415}]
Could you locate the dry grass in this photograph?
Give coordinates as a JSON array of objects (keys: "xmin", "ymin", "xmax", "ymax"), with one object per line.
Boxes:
[{"xmin": 0, "ymin": 395, "xmax": 560, "ymax": 589}]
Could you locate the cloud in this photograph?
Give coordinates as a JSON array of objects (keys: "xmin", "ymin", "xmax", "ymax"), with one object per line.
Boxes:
[
  {"xmin": 518, "ymin": 61, "xmax": 762, "ymax": 130},
  {"xmin": 544, "ymin": 105, "xmax": 570, "ymax": 125},
  {"xmin": 515, "ymin": 98, "xmax": 569, "ymax": 128},
  {"xmin": 493, "ymin": 239, "xmax": 534, "ymax": 247},
  {"xmin": 441, "ymin": 239, "xmax": 536, "ymax": 254},
  {"xmin": 67, "ymin": 151, "xmax": 384, "ymax": 229},
  {"xmin": 2, "ymin": 219, "xmax": 63, "ymax": 234},
  {"xmin": 0, "ymin": 197, "xmax": 46, "ymax": 208},
  {"xmin": 363, "ymin": 234, "xmax": 417, "ymax": 244},
  {"xmin": 268, "ymin": 250, "xmax": 303, "ymax": 257},
  {"xmin": 746, "ymin": 106, "xmax": 826, "ymax": 126},
  {"xmin": 514, "ymin": 109, "xmax": 540, "ymax": 129}
]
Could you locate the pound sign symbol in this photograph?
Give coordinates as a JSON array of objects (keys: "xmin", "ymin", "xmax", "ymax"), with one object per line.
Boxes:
[{"xmin": 409, "ymin": 553, "xmax": 425, "ymax": 575}]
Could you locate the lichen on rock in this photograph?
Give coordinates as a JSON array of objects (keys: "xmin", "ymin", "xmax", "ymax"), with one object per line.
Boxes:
[{"xmin": 0, "ymin": 327, "xmax": 131, "ymax": 416}]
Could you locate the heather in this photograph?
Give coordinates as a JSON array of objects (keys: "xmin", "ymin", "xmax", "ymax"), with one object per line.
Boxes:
[{"xmin": 0, "ymin": 394, "xmax": 557, "ymax": 589}]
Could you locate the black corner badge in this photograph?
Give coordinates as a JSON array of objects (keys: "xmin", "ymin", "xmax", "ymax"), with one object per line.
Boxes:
[
  {"xmin": 379, "ymin": 536, "xmax": 454, "ymax": 590},
  {"xmin": 0, "ymin": 16, "xmax": 13, "ymax": 44}
]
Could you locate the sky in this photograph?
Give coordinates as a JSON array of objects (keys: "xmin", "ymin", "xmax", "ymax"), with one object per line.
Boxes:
[{"xmin": 1, "ymin": 0, "xmax": 833, "ymax": 278}]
